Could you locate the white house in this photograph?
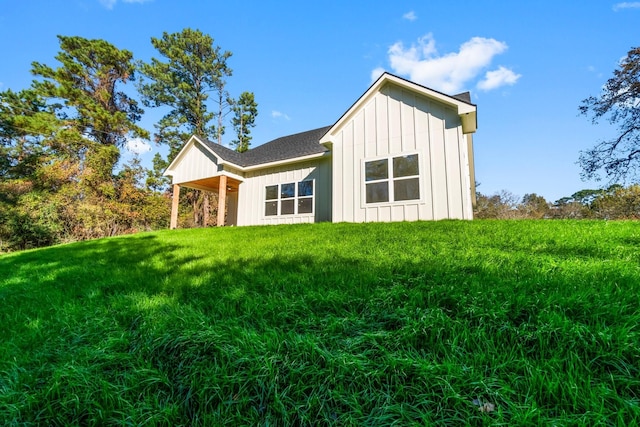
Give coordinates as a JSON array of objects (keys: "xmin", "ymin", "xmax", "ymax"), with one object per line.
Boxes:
[{"xmin": 164, "ymin": 72, "xmax": 477, "ymax": 228}]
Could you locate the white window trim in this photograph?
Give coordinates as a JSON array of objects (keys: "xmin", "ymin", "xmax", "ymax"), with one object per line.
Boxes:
[
  {"xmin": 264, "ymin": 180, "xmax": 315, "ymax": 217},
  {"xmin": 361, "ymin": 152, "xmax": 423, "ymax": 208}
]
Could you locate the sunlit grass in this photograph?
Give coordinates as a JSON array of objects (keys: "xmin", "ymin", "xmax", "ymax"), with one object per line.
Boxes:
[{"xmin": 1, "ymin": 220, "xmax": 639, "ymax": 425}]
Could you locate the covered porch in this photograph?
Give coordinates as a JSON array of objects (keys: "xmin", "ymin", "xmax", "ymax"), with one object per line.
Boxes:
[{"xmin": 170, "ymin": 174, "xmax": 242, "ymax": 229}]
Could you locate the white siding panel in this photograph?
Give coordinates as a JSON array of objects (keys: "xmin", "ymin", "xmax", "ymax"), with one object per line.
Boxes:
[
  {"xmin": 329, "ymin": 80, "xmax": 474, "ymax": 224},
  {"xmin": 392, "ymin": 205, "xmax": 404, "ymax": 222},
  {"xmin": 405, "ymin": 203, "xmax": 420, "ymax": 222},
  {"xmin": 365, "ymin": 99, "xmax": 377, "ymax": 158},
  {"xmin": 458, "ymin": 133, "xmax": 473, "ymax": 219},
  {"xmin": 415, "ymin": 96, "xmax": 434, "ymax": 221},
  {"xmin": 375, "ymin": 92, "xmax": 389, "ymax": 156},
  {"xmin": 366, "ymin": 207, "xmax": 378, "ymax": 223},
  {"xmin": 401, "ymin": 91, "xmax": 416, "ymax": 152},
  {"xmin": 342, "ymin": 123, "xmax": 355, "ymax": 222},
  {"xmin": 332, "ymin": 132, "xmax": 344, "ymax": 222},
  {"xmin": 236, "ymin": 159, "xmax": 330, "ymax": 226},
  {"xmin": 388, "ymin": 85, "xmax": 402, "ymax": 154},
  {"xmin": 444, "ymin": 108, "xmax": 464, "ymax": 219},
  {"xmin": 172, "ymin": 143, "xmax": 218, "ymax": 184},
  {"xmin": 379, "ymin": 206, "xmax": 391, "ymax": 222},
  {"xmin": 429, "ymin": 102, "xmax": 449, "ymax": 220},
  {"xmin": 353, "ymin": 111, "xmax": 366, "ymax": 223},
  {"xmin": 227, "ymin": 192, "xmax": 238, "ymax": 226}
]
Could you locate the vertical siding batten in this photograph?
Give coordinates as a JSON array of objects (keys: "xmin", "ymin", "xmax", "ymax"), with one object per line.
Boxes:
[
  {"xmin": 428, "ymin": 102, "xmax": 448, "ymax": 219},
  {"xmin": 444, "ymin": 107, "xmax": 463, "ymax": 219},
  {"xmin": 414, "ymin": 95, "xmax": 434, "ymax": 221},
  {"xmin": 353, "ymin": 110, "xmax": 366, "ymax": 222},
  {"xmin": 388, "ymin": 85, "xmax": 402, "ymax": 156},
  {"xmin": 343, "ymin": 123, "xmax": 354, "ymax": 222}
]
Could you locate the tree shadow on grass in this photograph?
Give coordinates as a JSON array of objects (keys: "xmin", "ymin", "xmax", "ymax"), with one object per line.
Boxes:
[
  {"xmin": 1, "ymin": 234, "xmax": 192, "ymax": 295},
  {"xmin": 1, "ymin": 225, "xmax": 639, "ymax": 425}
]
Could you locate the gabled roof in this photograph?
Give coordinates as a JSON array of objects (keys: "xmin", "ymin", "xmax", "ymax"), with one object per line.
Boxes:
[
  {"xmin": 320, "ymin": 72, "xmax": 477, "ymax": 146},
  {"xmin": 165, "ymin": 126, "xmax": 331, "ymax": 176},
  {"xmin": 201, "ymin": 126, "xmax": 331, "ymax": 168},
  {"xmin": 452, "ymin": 91, "xmax": 472, "ymax": 104},
  {"xmin": 166, "ymin": 72, "xmax": 477, "ymax": 178}
]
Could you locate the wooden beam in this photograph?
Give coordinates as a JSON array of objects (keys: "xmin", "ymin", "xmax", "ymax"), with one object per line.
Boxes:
[
  {"xmin": 217, "ymin": 175, "xmax": 227, "ymax": 227},
  {"xmin": 170, "ymin": 184, "xmax": 180, "ymax": 229},
  {"xmin": 203, "ymin": 192, "xmax": 210, "ymax": 226}
]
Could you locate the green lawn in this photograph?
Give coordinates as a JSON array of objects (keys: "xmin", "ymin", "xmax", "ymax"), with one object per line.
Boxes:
[{"xmin": 1, "ymin": 220, "xmax": 639, "ymax": 425}]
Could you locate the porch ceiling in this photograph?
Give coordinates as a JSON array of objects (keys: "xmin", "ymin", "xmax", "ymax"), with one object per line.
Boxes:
[{"xmin": 180, "ymin": 176, "xmax": 241, "ymax": 193}]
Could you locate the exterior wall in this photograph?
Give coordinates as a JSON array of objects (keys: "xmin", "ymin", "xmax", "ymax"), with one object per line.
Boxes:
[
  {"xmin": 227, "ymin": 192, "xmax": 239, "ymax": 226},
  {"xmin": 236, "ymin": 157, "xmax": 332, "ymax": 226},
  {"xmin": 331, "ymin": 83, "xmax": 473, "ymax": 223},
  {"xmin": 170, "ymin": 141, "xmax": 219, "ymax": 184}
]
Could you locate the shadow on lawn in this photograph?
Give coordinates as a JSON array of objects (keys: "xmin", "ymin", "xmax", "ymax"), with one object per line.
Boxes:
[
  {"xmin": 2, "ymin": 224, "xmax": 640, "ymax": 425},
  {"xmin": 0, "ymin": 234, "xmax": 201, "ymax": 310}
]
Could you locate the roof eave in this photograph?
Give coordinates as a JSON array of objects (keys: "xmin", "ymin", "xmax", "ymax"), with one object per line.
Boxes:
[
  {"xmin": 225, "ymin": 151, "xmax": 329, "ymax": 172},
  {"xmin": 319, "ymin": 72, "xmax": 478, "ymax": 144}
]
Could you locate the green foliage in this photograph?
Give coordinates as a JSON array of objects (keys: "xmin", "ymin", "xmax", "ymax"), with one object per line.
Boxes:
[
  {"xmin": 1, "ymin": 221, "xmax": 639, "ymax": 425},
  {"xmin": 474, "ymin": 190, "xmax": 520, "ymax": 218},
  {"xmin": 230, "ymin": 91, "xmax": 258, "ymax": 152},
  {"xmin": 580, "ymin": 46, "xmax": 640, "ymax": 182},
  {"xmin": 146, "ymin": 152, "xmax": 170, "ymax": 193},
  {"xmin": 592, "ymin": 184, "xmax": 640, "ymax": 219},
  {"xmin": 0, "ymin": 89, "xmax": 52, "ymax": 180},
  {"xmin": 519, "ymin": 193, "xmax": 549, "ymax": 218},
  {"xmin": 0, "ymin": 35, "xmax": 167, "ymax": 252},
  {"xmin": 31, "ymin": 35, "xmax": 148, "ymax": 147},
  {"xmin": 138, "ymin": 28, "xmax": 232, "ymax": 161}
]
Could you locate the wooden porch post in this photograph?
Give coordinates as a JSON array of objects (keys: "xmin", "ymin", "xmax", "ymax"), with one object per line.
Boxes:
[
  {"xmin": 170, "ymin": 184, "xmax": 180, "ymax": 229},
  {"xmin": 217, "ymin": 175, "xmax": 227, "ymax": 227}
]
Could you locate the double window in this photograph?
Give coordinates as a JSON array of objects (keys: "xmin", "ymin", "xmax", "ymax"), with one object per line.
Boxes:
[
  {"xmin": 265, "ymin": 180, "xmax": 314, "ymax": 216},
  {"xmin": 365, "ymin": 154, "xmax": 420, "ymax": 204}
]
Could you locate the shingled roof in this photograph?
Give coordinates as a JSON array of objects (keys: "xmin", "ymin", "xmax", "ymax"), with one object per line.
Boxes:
[{"xmin": 200, "ymin": 126, "xmax": 331, "ymax": 168}]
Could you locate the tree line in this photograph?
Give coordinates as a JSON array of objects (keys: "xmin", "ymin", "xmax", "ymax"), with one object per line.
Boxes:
[
  {"xmin": 477, "ymin": 45, "xmax": 640, "ymax": 220},
  {"xmin": 475, "ymin": 184, "xmax": 640, "ymax": 220},
  {"xmin": 2, "ymin": 37, "xmax": 639, "ymax": 252},
  {"xmin": 1, "ymin": 29, "xmax": 257, "ymax": 252}
]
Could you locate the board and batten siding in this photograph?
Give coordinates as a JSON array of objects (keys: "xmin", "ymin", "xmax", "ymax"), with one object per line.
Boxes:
[
  {"xmin": 170, "ymin": 141, "xmax": 219, "ymax": 184},
  {"xmin": 236, "ymin": 158, "xmax": 332, "ymax": 226},
  {"xmin": 331, "ymin": 83, "xmax": 473, "ymax": 223}
]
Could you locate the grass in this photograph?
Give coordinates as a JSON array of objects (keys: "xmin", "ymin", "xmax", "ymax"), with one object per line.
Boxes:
[{"xmin": 0, "ymin": 220, "xmax": 639, "ymax": 425}]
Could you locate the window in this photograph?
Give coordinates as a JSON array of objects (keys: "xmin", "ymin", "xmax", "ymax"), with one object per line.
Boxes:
[
  {"xmin": 365, "ymin": 154, "xmax": 420, "ymax": 204},
  {"xmin": 265, "ymin": 180, "xmax": 314, "ymax": 216}
]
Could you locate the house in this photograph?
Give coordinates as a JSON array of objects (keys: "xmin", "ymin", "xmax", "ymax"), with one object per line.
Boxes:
[{"xmin": 164, "ymin": 72, "xmax": 477, "ymax": 228}]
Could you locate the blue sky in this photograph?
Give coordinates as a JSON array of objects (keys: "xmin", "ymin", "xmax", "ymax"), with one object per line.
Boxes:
[{"xmin": 1, "ymin": 1, "xmax": 638, "ymax": 202}]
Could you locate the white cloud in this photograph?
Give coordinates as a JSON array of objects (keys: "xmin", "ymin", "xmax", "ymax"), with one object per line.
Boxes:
[
  {"xmin": 126, "ymin": 137, "xmax": 152, "ymax": 154},
  {"xmin": 382, "ymin": 33, "xmax": 519, "ymax": 93},
  {"xmin": 613, "ymin": 2, "xmax": 640, "ymax": 11},
  {"xmin": 99, "ymin": 0, "xmax": 152, "ymax": 9},
  {"xmin": 477, "ymin": 66, "xmax": 521, "ymax": 91},
  {"xmin": 272, "ymin": 110, "xmax": 291, "ymax": 120},
  {"xmin": 99, "ymin": 0, "xmax": 117, "ymax": 9},
  {"xmin": 370, "ymin": 67, "xmax": 386, "ymax": 83},
  {"xmin": 403, "ymin": 11, "xmax": 417, "ymax": 21}
]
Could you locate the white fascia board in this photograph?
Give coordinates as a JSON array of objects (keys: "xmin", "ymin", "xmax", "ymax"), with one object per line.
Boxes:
[
  {"xmin": 220, "ymin": 168, "xmax": 245, "ymax": 182},
  {"xmin": 218, "ymin": 151, "xmax": 329, "ymax": 172},
  {"xmin": 320, "ymin": 72, "xmax": 478, "ymax": 145}
]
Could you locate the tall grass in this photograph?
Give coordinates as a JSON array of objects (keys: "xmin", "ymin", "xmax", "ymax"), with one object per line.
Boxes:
[{"xmin": 1, "ymin": 220, "xmax": 639, "ymax": 425}]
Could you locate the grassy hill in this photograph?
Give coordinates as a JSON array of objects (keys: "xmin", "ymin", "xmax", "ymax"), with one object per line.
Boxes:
[{"xmin": 1, "ymin": 220, "xmax": 639, "ymax": 425}]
